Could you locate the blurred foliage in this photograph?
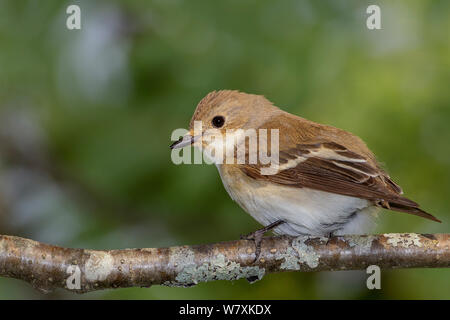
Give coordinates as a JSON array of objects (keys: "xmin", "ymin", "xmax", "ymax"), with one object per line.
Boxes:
[{"xmin": 0, "ymin": 0, "xmax": 449, "ymax": 299}]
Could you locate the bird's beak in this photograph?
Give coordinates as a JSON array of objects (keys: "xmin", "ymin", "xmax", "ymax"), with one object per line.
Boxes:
[{"xmin": 170, "ymin": 133, "xmax": 200, "ymax": 149}]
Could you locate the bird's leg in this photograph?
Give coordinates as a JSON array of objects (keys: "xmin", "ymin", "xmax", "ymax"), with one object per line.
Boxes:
[
  {"xmin": 240, "ymin": 220, "xmax": 285, "ymax": 263},
  {"xmin": 326, "ymin": 232, "xmax": 334, "ymax": 245}
]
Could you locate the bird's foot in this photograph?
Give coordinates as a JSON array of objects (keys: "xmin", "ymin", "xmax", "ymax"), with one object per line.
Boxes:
[
  {"xmin": 326, "ymin": 232, "xmax": 334, "ymax": 245},
  {"xmin": 240, "ymin": 220, "xmax": 285, "ymax": 263}
]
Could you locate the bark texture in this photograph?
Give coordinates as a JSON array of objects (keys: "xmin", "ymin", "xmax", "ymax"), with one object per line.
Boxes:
[{"xmin": 0, "ymin": 233, "xmax": 448, "ymax": 293}]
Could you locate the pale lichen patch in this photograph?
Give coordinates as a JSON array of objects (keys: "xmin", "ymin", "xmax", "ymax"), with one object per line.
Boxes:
[
  {"xmin": 168, "ymin": 246, "xmax": 195, "ymax": 272},
  {"xmin": 84, "ymin": 250, "xmax": 114, "ymax": 281},
  {"xmin": 275, "ymin": 236, "xmax": 320, "ymax": 270},
  {"xmin": 346, "ymin": 235, "xmax": 375, "ymax": 250},
  {"xmin": 384, "ymin": 233, "xmax": 423, "ymax": 248},
  {"xmin": 164, "ymin": 251, "xmax": 265, "ymax": 287}
]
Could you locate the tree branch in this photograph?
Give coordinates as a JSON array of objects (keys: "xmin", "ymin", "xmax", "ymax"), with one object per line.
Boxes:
[{"xmin": 0, "ymin": 233, "xmax": 448, "ymax": 293}]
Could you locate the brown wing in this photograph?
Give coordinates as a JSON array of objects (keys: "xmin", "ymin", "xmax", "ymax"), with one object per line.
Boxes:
[{"xmin": 240, "ymin": 141, "xmax": 440, "ymax": 223}]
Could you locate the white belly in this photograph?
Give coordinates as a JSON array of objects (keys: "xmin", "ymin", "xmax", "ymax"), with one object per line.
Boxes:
[{"xmin": 217, "ymin": 165, "xmax": 376, "ymax": 236}]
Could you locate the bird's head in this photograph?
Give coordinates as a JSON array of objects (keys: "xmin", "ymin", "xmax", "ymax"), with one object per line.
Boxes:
[{"xmin": 170, "ymin": 90, "xmax": 278, "ymax": 150}]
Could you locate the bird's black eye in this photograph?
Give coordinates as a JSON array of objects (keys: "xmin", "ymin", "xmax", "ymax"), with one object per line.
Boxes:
[{"xmin": 212, "ymin": 115, "xmax": 225, "ymax": 128}]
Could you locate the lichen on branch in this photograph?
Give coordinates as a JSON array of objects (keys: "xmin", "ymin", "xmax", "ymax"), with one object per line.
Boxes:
[{"xmin": 0, "ymin": 233, "xmax": 449, "ymax": 293}]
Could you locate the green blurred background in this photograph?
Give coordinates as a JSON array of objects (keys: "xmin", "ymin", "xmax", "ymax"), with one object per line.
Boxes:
[{"xmin": 0, "ymin": 0, "xmax": 449, "ymax": 299}]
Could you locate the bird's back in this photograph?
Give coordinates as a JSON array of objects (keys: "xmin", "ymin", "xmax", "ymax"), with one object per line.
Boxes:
[{"xmin": 241, "ymin": 109, "xmax": 439, "ymax": 223}]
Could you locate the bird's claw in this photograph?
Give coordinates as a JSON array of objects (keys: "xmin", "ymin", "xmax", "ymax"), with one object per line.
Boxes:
[{"xmin": 240, "ymin": 220, "xmax": 285, "ymax": 263}]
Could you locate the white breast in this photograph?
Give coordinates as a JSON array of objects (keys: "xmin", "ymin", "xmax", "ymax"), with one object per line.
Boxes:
[{"xmin": 216, "ymin": 164, "xmax": 376, "ymax": 236}]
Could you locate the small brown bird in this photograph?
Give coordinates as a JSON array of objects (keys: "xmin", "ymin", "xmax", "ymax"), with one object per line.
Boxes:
[{"xmin": 171, "ymin": 90, "xmax": 440, "ymax": 248}]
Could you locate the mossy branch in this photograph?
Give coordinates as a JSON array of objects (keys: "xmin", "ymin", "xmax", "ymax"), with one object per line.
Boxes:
[{"xmin": 0, "ymin": 233, "xmax": 449, "ymax": 293}]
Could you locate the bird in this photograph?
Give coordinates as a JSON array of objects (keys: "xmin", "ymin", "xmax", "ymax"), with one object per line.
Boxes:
[{"xmin": 170, "ymin": 90, "xmax": 440, "ymax": 256}]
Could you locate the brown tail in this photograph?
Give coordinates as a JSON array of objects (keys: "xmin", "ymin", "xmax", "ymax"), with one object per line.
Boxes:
[{"xmin": 387, "ymin": 200, "xmax": 441, "ymax": 223}]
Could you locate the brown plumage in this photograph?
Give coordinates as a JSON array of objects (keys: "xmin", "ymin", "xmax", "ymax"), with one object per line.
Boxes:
[
  {"xmin": 174, "ymin": 90, "xmax": 440, "ymax": 237},
  {"xmin": 238, "ymin": 112, "xmax": 440, "ymax": 223}
]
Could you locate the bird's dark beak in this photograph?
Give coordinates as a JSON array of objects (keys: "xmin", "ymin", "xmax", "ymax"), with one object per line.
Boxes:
[{"xmin": 170, "ymin": 133, "xmax": 200, "ymax": 149}]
